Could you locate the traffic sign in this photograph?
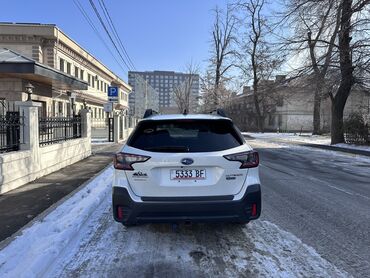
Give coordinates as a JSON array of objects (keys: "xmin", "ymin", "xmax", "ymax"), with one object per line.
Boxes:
[
  {"xmin": 104, "ymin": 102, "xmax": 113, "ymax": 113},
  {"xmin": 108, "ymin": 86, "xmax": 118, "ymax": 97},
  {"xmin": 108, "ymin": 86, "xmax": 118, "ymax": 102}
]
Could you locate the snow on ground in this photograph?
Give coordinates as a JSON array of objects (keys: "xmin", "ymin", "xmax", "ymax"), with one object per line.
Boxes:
[
  {"xmin": 247, "ymin": 137, "xmax": 370, "ymax": 167},
  {"xmin": 243, "ymin": 132, "xmax": 370, "ymax": 154},
  {"xmin": 91, "ymin": 138, "xmax": 109, "ymax": 144},
  {"xmin": 243, "ymin": 132, "xmax": 331, "ymax": 145},
  {"xmin": 0, "ymin": 167, "xmax": 113, "ymax": 278},
  {"xmin": 0, "ymin": 165, "xmax": 349, "ymax": 278}
]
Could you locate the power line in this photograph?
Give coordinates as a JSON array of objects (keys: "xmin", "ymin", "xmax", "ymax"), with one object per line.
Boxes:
[
  {"xmin": 97, "ymin": 0, "xmax": 136, "ymax": 70},
  {"xmin": 72, "ymin": 0, "xmax": 128, "ymax": 75},
  {"xmin": 88, "ymin": 0, "xmax": 132, "ymax": 71}
]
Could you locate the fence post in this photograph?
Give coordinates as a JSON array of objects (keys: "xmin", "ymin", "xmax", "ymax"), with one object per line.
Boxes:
[
  {"xmin": 80, "ymin": 109, "xmax": 91, "ymax": 139},
  {"xmin": 15, "ymin": 101, "xmax": 41, "ymax": 174},
  {"xmin": 113, "ymin": 113, "xmax": 119, "ymax": 143}
]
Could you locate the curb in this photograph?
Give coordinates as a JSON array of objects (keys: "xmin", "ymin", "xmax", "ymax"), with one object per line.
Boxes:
[
  {"xmin": 300, "ymin": 143, "xmax": 370, "ymax": 157},
  {"xmin": 0, "ymin": 162, "xmax": 113, "ymax": 251}
]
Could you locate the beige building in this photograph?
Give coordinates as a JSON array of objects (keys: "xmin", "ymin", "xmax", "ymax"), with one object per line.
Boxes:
[
  {"xmin": 224, "ymin": 76, "xmax": 370, "ymax": 133},
  {"xmin": 0, "ymin": 23, "xmax": 131, "ymax": 119}
]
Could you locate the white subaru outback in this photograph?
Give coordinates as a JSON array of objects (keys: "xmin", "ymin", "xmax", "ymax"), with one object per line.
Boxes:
[{"xmin": 112, "ymin": 109, "xmax": 261, "ymax": 226}]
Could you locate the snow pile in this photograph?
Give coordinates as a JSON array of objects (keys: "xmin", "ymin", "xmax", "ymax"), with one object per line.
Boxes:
[
  {"xmin": 0, "ymin": 166, "xmax": 113, "ymax": 278},
  {"xmin": 243, "ymin": 132, "xmax": 332, "ymax": 145},
  {"xmin": 244, "ymin": 132, "xmax": 370, "ymax": 153}
]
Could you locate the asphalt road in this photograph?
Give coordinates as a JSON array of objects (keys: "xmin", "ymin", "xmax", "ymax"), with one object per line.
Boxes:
[
  {"xmin": 248, "ymin": 139, "xmax": 370, "ymax": 277},
  {"xmin": 12, "ymin": 138, "xmax": 368, "ymax": 278}
]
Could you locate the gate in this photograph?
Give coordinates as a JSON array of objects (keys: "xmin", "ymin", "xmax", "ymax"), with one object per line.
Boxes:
[
  {"xmin": 0, "ymin": 111, "xmax": 23, "ymax": 153},
  {"xmin": 108, "ymin": 117, "xmax": 114, "ymax": 142}
]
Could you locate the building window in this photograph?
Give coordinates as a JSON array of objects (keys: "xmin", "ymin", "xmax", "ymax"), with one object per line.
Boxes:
[
  {"xmin": 59, "ymin": 58, "xmax": 64, "ymax": 72},
  {"xmin": 97, "ymin": 79, "xmax": 100, "ymax": 90},
  {"xmin": 74, "ymin": 66, "xmax": 79, "ymax": 78},
  {"xmin": 58, "ymin": 102, "xmax": 63, "ymax": 116},
  {"xmin": 66, "ymin": 62, "xmax": 71, "ymax": 75},
  {"xmin": 88, "ymin": 74, "xmax": 91, "ymax": 86},
  {"xmin": 33, "ymin": 100, "xmax": 47, "ymax": 118},
  {"xmin": 80, "ymin": 69, "xmax": 84, "ymax": 80},
  {"xmin": 277, "ymin": 97, "xmax": 283, "ymax": 106},
  {"xmin": 269, "ymin": 114, "xmax": 275, "ymax": 125}
]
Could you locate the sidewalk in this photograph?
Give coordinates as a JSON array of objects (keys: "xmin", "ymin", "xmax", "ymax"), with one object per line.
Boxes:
[
  {"xmin": 244, "ymin": 133, "xmax": 370, "ymax": 157},
  {"xmin": 0, "ymin": 142, "xmax": 123, "ymax": 243}
]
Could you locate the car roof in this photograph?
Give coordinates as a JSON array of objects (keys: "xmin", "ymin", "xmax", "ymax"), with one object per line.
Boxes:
[{"xmin": 140, "ymin": 113, "xmax": 232, "ymax": 121}]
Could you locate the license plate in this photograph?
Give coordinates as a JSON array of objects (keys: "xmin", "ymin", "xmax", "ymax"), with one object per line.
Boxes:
[{"xmin": 170, "ymin": 169, "xmax": 206, "ymax": 180}]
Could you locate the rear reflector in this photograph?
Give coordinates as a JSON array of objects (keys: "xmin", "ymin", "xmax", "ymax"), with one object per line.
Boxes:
[
  {"xmin": 117, "ymin": 206, "xmax": 124, "ymax": 220},
  {"xmin": 251, "ymin": 203, "xmax": 257, "ymax": 217}
]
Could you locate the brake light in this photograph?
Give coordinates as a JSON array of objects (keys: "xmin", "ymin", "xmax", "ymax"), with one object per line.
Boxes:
[
  {"xmin": 223, "ymin": 150, "xmax": 259, "ymax": 168},
  {"xmin": 113, "ymin": 152, "xmax": 150, "ymax": 170}
]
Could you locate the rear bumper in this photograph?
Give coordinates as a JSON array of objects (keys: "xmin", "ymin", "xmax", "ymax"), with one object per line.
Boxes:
[{"xmin": 112, "ymin": 184, "xmax": 261, "ymax": 225}]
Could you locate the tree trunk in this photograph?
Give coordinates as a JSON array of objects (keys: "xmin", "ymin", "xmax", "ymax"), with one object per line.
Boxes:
[
  {"xmin": 312, "ymin": 90, "xmax": 321, "ymax": 135},
  {"xmin": 253, "ymin": 83, "xmax": 264, "ymax": 132},
  {"xmin": 330, "ymin": 0, "xmax": 353, "ymax": 145},
  {"xmin": 330, "ymin": 99, "xmax": 344, "ymax": 144}
]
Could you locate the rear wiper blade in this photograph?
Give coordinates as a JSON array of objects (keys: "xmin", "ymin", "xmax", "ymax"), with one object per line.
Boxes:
[{"xmin": 143, "ymin": 146, "xmax": 189, "ymax": 152}]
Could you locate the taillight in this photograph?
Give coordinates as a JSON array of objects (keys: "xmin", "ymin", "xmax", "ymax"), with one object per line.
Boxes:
[
  {"xmin": 223, "ymin": 150, "xmax": 259, "ymax": 168},
  {"xmin": 113, "ymin": 152, "xmax": 150, "ymax": 170}
]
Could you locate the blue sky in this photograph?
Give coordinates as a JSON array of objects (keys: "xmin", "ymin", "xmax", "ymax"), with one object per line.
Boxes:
[{"xmin": 2, "ymin": 0, "xmax": 230, "ymax": 80}]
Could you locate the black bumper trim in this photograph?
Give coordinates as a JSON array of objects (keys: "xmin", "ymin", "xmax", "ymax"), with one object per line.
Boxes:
[
  {"xmin": 112, "ymin": 184, "xmax": 261, "ymax": 225},
  {"xmin": 141, "ymin": 195, "xmax": 234, "ymax": 202}
]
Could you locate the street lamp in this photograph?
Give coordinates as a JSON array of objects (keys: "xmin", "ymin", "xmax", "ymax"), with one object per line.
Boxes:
[{"xmin": 25, "ymin": 82, "xmax": 34, "ymax": 101}]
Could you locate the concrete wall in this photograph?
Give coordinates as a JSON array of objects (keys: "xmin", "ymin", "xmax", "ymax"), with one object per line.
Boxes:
[{"xmin": 0, "ymin": 103, "xmax": 91, "ymax": 194}]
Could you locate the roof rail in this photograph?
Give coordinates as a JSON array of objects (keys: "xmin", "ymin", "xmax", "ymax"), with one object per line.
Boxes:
[
  {"xmin": 209, "ymin": 108, "xmax": 227, "ymax": 117},
  {"xmin": 143, "ymin": 109, "xmax": 159, "ymax": 118}
]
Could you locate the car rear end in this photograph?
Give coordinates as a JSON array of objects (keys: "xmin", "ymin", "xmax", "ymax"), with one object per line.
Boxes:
[{"xmin": 112, "ymin": 115, "xmax": 261, "ymax": 225}]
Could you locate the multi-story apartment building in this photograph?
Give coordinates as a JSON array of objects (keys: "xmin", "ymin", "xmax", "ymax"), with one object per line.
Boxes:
[
  {"xmin": 127, "ymin": 73, "xmax": 159, "ymax": 117},
  {"xmin": 0, "ymin": 23, "xmax": 131, "ymax": 118},
  {"xmin": 128, "ymin": 70, "xmax": 200, "ymax": 116}
]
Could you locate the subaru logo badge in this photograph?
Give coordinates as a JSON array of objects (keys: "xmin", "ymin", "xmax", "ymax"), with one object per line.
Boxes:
[{"xmin": 181, "ymin": 158, "xmax": 194, "ymax": 165}]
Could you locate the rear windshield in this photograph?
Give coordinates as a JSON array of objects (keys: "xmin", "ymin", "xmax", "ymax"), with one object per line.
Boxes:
[{"xmin": 127, "ymin": 119, "xmax": 244, "ymax": 152}]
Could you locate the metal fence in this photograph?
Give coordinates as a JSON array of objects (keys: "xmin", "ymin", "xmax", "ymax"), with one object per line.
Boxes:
[
  {"xmin": 91, "ymin": 118, "xmax": 108, "ymax": 128},
  {"xmin": 0, "ymin": 111, "xmax": 24, "ymax": 153},
  {"xmin": 39, "ymin": 116, "xmax": 82, "ymax": 146}
]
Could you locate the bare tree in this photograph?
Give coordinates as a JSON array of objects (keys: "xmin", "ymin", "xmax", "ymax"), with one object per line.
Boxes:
[
  {"xmin": 282, "ymin": 0, "xmax": 370, "ymax": 142},
  {"xmin": 329, "ymin": 0, "xmax": 370, "ymax": 144},
  {"xmin": 236, "ymin": 0, "xmax": 285, "ymax": 131},
  {"xmin": 207, "ymin": 5, "xmax": 238, "ymax": 109},
  {"xmin": 282, "ymin": 0, "xmax": 341, "ymax": 134},
  {"xmin": 200, "ymin": 69, "xmax": 234, "ymax": 113},
  {"xmin": 172, "ymin": 61, "xmax": 199, "ymax": 113}
]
